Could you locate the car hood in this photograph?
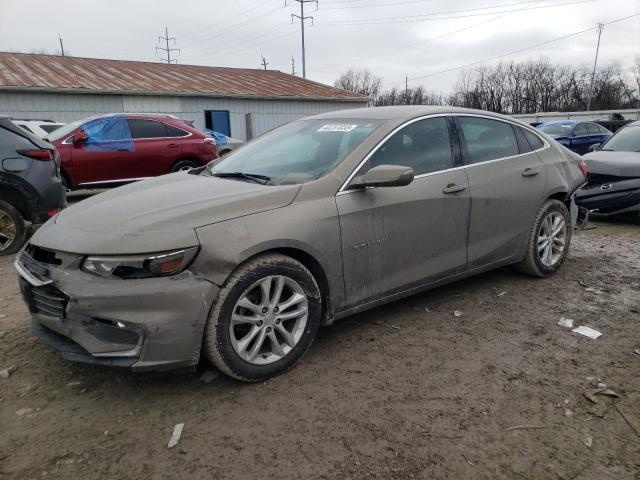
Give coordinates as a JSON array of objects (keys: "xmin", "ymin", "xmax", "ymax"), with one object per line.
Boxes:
[
  {"xmin": 583, "ymin": 151, "xmax": 640, "ymax": 177},
  {"xmin": 30, "ymin": 172, "xmax": 301, "ymax": 255}
]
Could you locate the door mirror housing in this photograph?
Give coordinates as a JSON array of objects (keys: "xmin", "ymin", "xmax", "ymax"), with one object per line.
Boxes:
[
  {"xmin": 589, "ymin": 143, "xmax": 601, "ymax": 152},
  {"xmin": 350, "ymin": 165, "xmax": 414, "ymax": 189},
  {"xmin": 73, "ymin": 130, "xmax": 89, "ymax": 145}
]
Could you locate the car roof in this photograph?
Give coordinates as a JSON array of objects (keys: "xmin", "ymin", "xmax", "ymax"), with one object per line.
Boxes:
[
  {"xmin": 538, "ymin": 120, "xmax": 577, "ymax": 126},
  {"xmin": 306, "ymin": 105, "xmax": 526, "ymax": 123}
]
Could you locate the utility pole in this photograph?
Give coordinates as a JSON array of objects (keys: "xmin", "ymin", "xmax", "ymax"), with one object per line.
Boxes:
[
  {"xmin": 405, "ymin": 76, "xmax": 409, "ymax": 105},
  {"xmin": 291, "ymin": 56, "xmax": 296, "ymax": 76},
  {"xmin": 586, "ymin": 23, "xmax": 604, "ymax": 112},
  {"xmin": 58, "ymin": 34, "xmax": 65, "ymax": 57},
  {"xmin": 261, "ymin": 55, "xmax": 269, "ymax": 70},
  {"xmin": 156, "ymin": 27, "xmax": 180, "ymax": 64},
  {"xmin": 289, "ymin": 0, "xmax": 317, "ymax": 78}
]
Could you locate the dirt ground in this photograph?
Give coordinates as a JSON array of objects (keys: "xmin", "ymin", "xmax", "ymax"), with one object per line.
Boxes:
[{"xmin": 1, "ymin": 219, "xmax": 639, "ymax": 480}]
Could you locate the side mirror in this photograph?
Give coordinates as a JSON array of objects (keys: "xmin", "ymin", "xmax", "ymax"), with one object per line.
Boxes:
[
  {"xmin": 73, "ymin": 130, "xmax": 89, "ymax": 145},
  {"xmin": 350, "ymin": 165, "xmax": 414, "ymax": 189},
  {"xmin": 589, "ymin": 143, "xmax": 601, "ymax": 152}
]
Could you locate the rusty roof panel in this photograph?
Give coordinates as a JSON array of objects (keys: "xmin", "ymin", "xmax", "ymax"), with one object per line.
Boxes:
[{"xmin": 0, "ymin": 52, "xmax": 366, "ymax": 101}]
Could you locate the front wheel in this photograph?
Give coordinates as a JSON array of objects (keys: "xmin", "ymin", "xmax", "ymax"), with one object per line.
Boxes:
[
  {"xmin": 0, "ymin": 200, "xmax": 27, "ymax": 256},
  {"xmin": 203, "ymin": 254, "xmax": 321, "ymax": 381},
  {"xmin": 515, "ymin": 199, "xmax": 571, "ymax": 277}
]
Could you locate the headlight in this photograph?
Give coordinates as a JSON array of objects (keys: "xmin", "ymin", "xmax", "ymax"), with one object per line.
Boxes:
[{"xmin": 82, "ymin": 247, "xmax": 199, "ymax": 279}]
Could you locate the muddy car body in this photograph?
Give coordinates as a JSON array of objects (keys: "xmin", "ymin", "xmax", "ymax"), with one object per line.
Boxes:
[{"xmin": 16, "ymin": 106, "xmax": 587, "ymax": 381}]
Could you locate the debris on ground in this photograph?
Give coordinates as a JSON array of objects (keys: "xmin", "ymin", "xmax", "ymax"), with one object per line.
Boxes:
[
  {"xmin": 595, "ymin": 389, "xmax": 620, "ymax": 398},
  {"xmin": 634, "ymin": 349, "xmax": 640, "ymax": 355},
  {"xmin": 15, "ymin": 408, "xmax": 33, "ymax": 417},
  {"xmin": 496, "ymin": 291, "xmax": 507, "ymax": 297},
  {"xmin": 572, "ymin": 326, "xmax": 602, "ymax": 339},
  {"xmin": 0, "ymin": 365, "xmax": 16, "ymax": 379},
  {"xmin": 505, "ymin": 424, "xmax": 551, "ymax": 431},
  {"xmin": 583, "ymin": 435, "xmax": 593, "ymax": 448},
  {"xmin": 453, "ymin": 310, "xmax": 463, "ymax": 318},
  {"xmin": 199, "ymin": 370, "xmax": 219, "ymax": 383},
  {"xmin": 558, "ymin": 317, "xmax": 574, "ymax": 328},
  {"xmin": 584, "ymin": 287, "xmax": 606, "ymax": 295},
  {"xmin": 0, "ymin": 314, "xmax": 6, "ymax": 319},
  {"xmin": 168, "ymin": 423, "xmax": 184, "ymax": 449},
  {"xmin": 67, "ymin": 381, "xmax": 82, "ymax": 387}
]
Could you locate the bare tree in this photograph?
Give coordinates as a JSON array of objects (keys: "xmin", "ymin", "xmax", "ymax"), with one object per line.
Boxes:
[{"xmin": 334, "ymin": 69, "xmax": 383, "ymax": 102}]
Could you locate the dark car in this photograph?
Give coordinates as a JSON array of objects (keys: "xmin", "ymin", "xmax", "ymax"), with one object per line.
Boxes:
[
  {"xmin": 575, "ymin": 120, "xmax": 640, "ymax": 221},
  {"xmin": 0, "ymin": 117, "xmax": 66, "ymax": 255},
  {"xmin": 45, "ymin": 113, "xmax": 218, "ymax": 190},
  {"xmin": 537, "ymin": 120, "xmax": 612, "ymax": 155}
]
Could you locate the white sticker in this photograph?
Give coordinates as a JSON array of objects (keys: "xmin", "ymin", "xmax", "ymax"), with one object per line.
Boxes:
[{"xmin": 317, "ymin": 124, "xmax": 358, "ymax": 132}]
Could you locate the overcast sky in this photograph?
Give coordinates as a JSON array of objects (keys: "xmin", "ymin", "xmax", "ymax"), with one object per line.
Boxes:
[{"xmin": 0, "ymin": 0, "xmax": 638, "ymax": 93}]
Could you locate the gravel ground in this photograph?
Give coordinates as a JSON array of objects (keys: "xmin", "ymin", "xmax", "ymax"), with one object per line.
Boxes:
[{"xmin": 0, "ymin": 221, "xmax": 639, "ymax": 480}]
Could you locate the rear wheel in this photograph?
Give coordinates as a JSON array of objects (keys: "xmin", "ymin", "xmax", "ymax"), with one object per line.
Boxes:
[
  {"xmin": 171, "ymin": 159, "xmax": 200, "ymax": 172},
  {"xmin": 203, "ymin": 254, "xmax": 321, "ymax": 382},
  {"xmin": 515, "ymin": 199, "xmax": 571, "ymax": 277},
  {"xmin": 0, "ymin": 200, "xmax": 27, "ymax": 256}
]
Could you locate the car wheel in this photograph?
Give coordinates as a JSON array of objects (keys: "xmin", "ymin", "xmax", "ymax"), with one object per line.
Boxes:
[
  {"xmin": 171, "ymin": 159, "xmax": 200, "ymax": 172},
  {"xmin": 0, "ymin": 200, "xmax": 27, "ymax": 256},
  {"xmin": 515, "ymin": 199, "xmax": 571, "ymax": 277},
  {"xmin": 203, "ymin": 253, "xmax": 321, "ymax": 382}
]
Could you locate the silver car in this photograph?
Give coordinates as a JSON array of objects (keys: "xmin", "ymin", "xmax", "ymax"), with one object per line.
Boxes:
[{"xmin": 15, "ymin": 106, "xmax": 587, "ymax": 381}]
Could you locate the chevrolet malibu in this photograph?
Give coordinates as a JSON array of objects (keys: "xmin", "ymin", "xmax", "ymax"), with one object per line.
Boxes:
[{"xmin": 16, "ymin": 106, "xmax": 587, "ymax": 382}]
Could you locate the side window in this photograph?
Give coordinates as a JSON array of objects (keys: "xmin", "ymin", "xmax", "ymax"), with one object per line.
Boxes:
[
  {"xmin": 127, "ymin": 119, "xmax": 169, "ymax": 139},
  {"xmin": 599, "ymin": 125, "xmax": 610, "ymax": 134},
  {"xmin": 165, "ymin": 124, "xmax": 190, "ymax": 137},
  {"xmin": 368, "ymin": 117, "xmax": 453, "ymax": 176},
  {"xmin": 572, "ymin": 124, "xmax": 588, "ymax": 136},
  {"xmin": 457, "ymin": 116, "xmax": 519, "ymax": 164},
  {"xmin": 522, "ymin": 128, "xmax": 545, "ymax": 150},
  {"xmin": 17, "ymin": 124, "xmax": 34, "ymax": 134},
  {"xmin": 586, "ymin": 124, "xmax": 600, "ymax": 135}
]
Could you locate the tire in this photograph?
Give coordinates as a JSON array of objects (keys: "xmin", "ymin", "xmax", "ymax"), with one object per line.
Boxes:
[
  {"xmin": 203, "ymin": 253, "xmax": 322, "ymax": 382},
  {"xmin": 515, "ymin": 199, "xmax": 571, "ymax": 277},
  {"xmin": 0, "ymin": 200, "xmax": 27, "ymax": 256},
  {"xmin": 60, "ymin": 172, "xmax": 71, "ymax": 191},
  {"xmin": 171, "ymin": 159, "xmax": 200, "ymax": 172}
]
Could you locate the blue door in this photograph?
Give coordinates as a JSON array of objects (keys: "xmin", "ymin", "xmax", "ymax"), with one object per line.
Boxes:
[{"xmin": 206, "ymin": 110, "xmax": 231, "ymax": 137}]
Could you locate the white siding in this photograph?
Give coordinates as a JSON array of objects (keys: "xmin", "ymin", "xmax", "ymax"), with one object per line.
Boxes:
[{"xmin": 0, "ymin": 91, "xmax": 367, "ymax": 140}]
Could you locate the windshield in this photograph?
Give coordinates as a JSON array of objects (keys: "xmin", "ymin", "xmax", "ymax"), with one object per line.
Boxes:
[
  {"xmin": 45, "ymin": 119, "xmax": 84, "ymax": 142},
  {"xmin": 601, "ymin": 125, "xmax": 640, "ymax": 152},
  {"xmin": 538, "ymin": 123, "xmax": 573, "ymax": 135},
  {"xmin": 208, "ymin": 119, "xmax": 382, "ymax": 185}
]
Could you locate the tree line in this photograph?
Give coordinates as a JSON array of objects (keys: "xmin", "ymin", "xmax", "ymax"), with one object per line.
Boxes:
[{"xmin": 334, "ymin": 58, "xmax": 640, "ymax": 114}]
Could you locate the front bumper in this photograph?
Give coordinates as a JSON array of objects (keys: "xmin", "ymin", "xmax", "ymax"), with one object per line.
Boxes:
[{"xmin": 16, "ymin": 249, "xmax": 219, "ymax": 372}]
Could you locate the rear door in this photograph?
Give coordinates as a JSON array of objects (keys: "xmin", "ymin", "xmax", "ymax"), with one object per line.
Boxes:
[
  {"xmin": 455, "ymin": 115, "xmax": 547, "ymax": 269},
  {"xmin": 337, "ymin": 115, "xmax": 470, "ymax": 307},
  {"xmin": 127, "ymin": 119, "xmax": 183, "ymax": 177}
]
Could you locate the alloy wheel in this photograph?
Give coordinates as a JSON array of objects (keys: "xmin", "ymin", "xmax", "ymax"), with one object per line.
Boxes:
[
  {"xmin": 0, "ymin": 210, "xmax": 16, "ymax": 252},
  {"xmin": 537, "ymin": 211, "xmax": 567, "ymax": 267},
  {"xmin": 229, "ymin": 275, "xmax": 309, "ymax": 365}
]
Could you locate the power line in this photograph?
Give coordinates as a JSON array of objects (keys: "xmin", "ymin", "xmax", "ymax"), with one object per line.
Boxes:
[
  {"xmin": 317, "ymin": 0, "xmax": 595, "ymax": 25},
  {"xmin": 156, "ymin": 26, "xmax": 180, "ymax": 64},
  {"xmin": 321, "ymin": 0, "xmax": 436, "ymax": 10},
  {"xmin": 289, "ymin": 0, "xmax": 318, "ymax": 78},
  {"xmin": 382, "ymin": 12, "xmax": 640, "ymax": 87}
]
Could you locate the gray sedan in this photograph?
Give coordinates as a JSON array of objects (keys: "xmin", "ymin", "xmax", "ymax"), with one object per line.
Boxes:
[{"xmin": 16, "ymin": 106, "xmax": 587, "ymax": 381}]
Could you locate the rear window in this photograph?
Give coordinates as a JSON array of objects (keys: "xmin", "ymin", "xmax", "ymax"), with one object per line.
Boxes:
[
  {"xmin": 127, "ymin": 119, "xmax": 169, "ymax": 139},
  {"xmin": 165, "ymin": 124, "xmax": 190, "ymax": 137},
  {"xmin": 17, "ymin": 124, "xmax": 35, "ymax": 134},
  {"xmin": 538, "ymin": 123, "xmax": 572, "ymax": 135},
  {"xmin": 522, "ymin": 128, "xmax": 545, "ymax": 150},
  {"xmin": 458, "ymin": 116, "xmax": 519, "ymax": 164},
  {"xmin": 40, "ymin": 124, "xmax": 63, "ymax": 133},
  {"xmin": 586, "ymin": 124, "xmax": 601, "ymax": 134}
]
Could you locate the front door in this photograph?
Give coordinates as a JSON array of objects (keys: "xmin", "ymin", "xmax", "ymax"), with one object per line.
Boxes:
[
  {"xmin": 127, "ymin": 119, "xmax": 182, "ymax": 177},
  {"xmin": 454, "ymin": 115, "xmax": 547, "ymax": 268},
  {"xmin": 337, "ymin": 116, "xmax": 470, "ymax": 308}
]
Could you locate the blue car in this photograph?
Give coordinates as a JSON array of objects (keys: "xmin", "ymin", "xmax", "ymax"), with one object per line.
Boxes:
[{"xmin": 536, "ymin": 120, "xmax": 612, "ymax": 155}]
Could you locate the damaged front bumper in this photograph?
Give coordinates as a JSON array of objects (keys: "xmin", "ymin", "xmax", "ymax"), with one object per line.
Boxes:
[{"xmin": 15, "ymin": 247, "xmax": 219, "ymax": 372}]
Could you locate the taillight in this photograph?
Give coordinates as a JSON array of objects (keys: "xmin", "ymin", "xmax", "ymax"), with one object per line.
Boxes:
[
  {"xmin": 578, "ymin": 159, "xmax": 588, "ymax": 177},
  {"xmin": 18, "ymin": 149, "xmax": 54, "ymax": 161},
  {"xmin": 47, "ymin": 209, "xmax": 60, "ymax": 217}
]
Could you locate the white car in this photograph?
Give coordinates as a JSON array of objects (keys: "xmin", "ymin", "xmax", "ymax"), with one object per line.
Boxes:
[{"xmin": 12, "ymin": 119, "xmax": 66, "ymax": 138}]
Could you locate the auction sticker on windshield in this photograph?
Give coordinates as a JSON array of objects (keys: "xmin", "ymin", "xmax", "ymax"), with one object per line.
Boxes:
[{"xmin": 317, "ymin": 124, "xmax": 358, "ymax": 132}]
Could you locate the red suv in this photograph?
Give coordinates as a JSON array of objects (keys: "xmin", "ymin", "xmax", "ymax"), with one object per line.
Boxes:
[{"xmin": 45, "ymin": 114, "xmax": 218, "ymax": 189}]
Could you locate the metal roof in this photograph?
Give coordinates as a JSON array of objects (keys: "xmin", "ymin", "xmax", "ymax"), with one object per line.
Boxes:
[{"xmin": 0, "ymin": 52, "xmax": 367, "ymax": 102}]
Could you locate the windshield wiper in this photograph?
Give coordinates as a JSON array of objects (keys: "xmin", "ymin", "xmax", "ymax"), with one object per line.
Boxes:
[{"xmin": 212, "ymin": 172, "xmax": 271, "ymax": 185}]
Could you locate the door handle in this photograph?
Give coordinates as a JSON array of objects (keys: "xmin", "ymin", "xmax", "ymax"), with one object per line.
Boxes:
[
  {"xmin": 443, "ymin": 183, "xmax": 467, "ymax": 194},
  {"xmin": 167, "ymin": 143, "xmax": 179, "ymax": 149},
  {"xmin": 522, "ymin": 167, "xmax": 540, "ymax": 177}
]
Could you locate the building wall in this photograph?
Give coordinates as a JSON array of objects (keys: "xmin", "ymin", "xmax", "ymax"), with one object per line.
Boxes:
[{"xmin": 0, "ymin": 91, "xmax": 367, "ymax": 140}]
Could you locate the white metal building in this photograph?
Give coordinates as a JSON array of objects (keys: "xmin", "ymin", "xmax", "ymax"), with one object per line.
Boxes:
[{"xmin": 0, "ymin": 53, "xmax": 368, "ymax": 140}]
